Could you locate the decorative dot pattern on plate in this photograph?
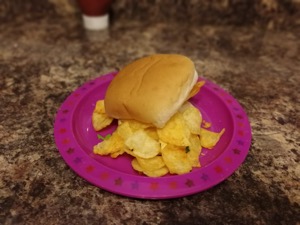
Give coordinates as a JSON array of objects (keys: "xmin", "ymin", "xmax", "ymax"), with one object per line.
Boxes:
[{"xmin": 54, "ymin": 72, "xmax": 252, "ymax": 199}]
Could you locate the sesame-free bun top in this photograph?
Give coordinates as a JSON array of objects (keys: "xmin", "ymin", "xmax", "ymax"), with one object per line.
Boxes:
[{"xmin": 104, "ymin": 54, "xmax": 198, "ymax": 128}]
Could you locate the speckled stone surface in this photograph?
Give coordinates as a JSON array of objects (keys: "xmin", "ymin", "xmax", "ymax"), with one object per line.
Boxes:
[{"xmin": 0, "ymin": 1, "xmax": 300, "ymax": 225}]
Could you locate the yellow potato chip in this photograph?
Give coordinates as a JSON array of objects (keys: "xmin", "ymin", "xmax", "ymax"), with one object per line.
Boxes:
[
  {"xmin": 132, "ymin": 159, "xmax": 169, "ymax": 177},
  {"xmin": 159, "ymin": 140, "xmax": 168, "ymax": 150},
  {"xmin": 110, "ymin": 149, "xmax": 125, "ymax": 158},
  {"xmin": 157, "ymin": 113, "xmax": 190, "ymax": 146},
  {"xmin": 92, "ymin": 100, "xmax": 113, "ymax": 131},
  {"xmin": 178, "ymin": 101, "xmax": 193, "ymax": 112},
  {"xmin": 94, "ymin": 100, "xmax": 106, "ymax": 114},
  {"xmin": 161, "ymin": 144, "xmax": 192, "ymax": 175},
  {"xmin": 93, "ymin": 132, "xmax": 125, "ymax": 155},
  {"xmin": 143, "ymin": 166, "xmax": 169, "ymax": 177},
  {"xmin": 200, "ymin": 128, "xmax": 225, "ymax": 149},
  {"xmin": 181, "ymin": 103, "xmax": 202, "ymax": 135},
  {"xmin": 124, "ymin": 148, "xmax": 138, "ymax": 158},
  {"xmin": 186, "ymin": 81, "xmax": 206, "ymax": 100},
  {"xmin": 92, "ymin": 112, "xmax": 114, "ymax": 131},
  {"xmin": 123, "ymin": 119, "xmax": 151, "ymax": 131},
  {"xmin": 187, "ymin": 134, "xmax": 202, "ymax": 167},
  {"xmin": 136, "ymin": 156, "xmax": 165, "ymax": 171},
  {"xmin": 144, "ymin": 127, "xmax": 159, "ymax": 140},
  {"xmin": 116, "ymin": 121, "xmax": 134, "ymax": 140},
  {"xmin": 131, "ymin": 158, "xmax": 143, "ymax": 172},
  {"xmin": 125, "ymin": 130, "xmax": 160, "ymax": 158}
]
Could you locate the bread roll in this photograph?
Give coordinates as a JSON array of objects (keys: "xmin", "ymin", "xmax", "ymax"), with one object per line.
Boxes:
[{"xmin": 104, "ymin": 54, "xmax": 198, "ymax": 128}]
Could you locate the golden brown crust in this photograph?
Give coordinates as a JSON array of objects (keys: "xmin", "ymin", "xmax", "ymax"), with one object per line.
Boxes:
[{"xmin": 104, "ymin": 54, "xmax": 197, "ymax": 127}]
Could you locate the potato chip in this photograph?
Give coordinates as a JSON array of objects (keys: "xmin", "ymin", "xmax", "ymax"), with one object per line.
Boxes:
[
  {"xmin": 159, "ymin": 140, "xmax": 167, "ymax": 150},
  {"xmin": 178, "ymin": 101, "xmax": 193, "ymax": 112},
  {"xmin": 125, "ymin": 129, "xmax": 160, "ymax": 158},
  {"xmin": 94, "ymin": 100, "xmax": 106, "ymax": 114},
  {"xmin": 136, "ymin": 156, "xmax": 165, "ymax": 171},
  {"xmin": 92, "ymin": 100, "xmax": 113, "ymax": 131},
  {"xmin": 144, "ymin": 127, "xmax": 159, "ymax": 140},
  {"xmin": 92, "ymin": 112, "xmax": 114, "ymax": 131},
  {"xmin": 157, "ymin": 113, "xmax": 190, "ymax": 146},
  {"xmin": 200, "ymin": 128, "xmax": 225, "ymax": 149},
  {"xmin": 123, "ymin": 119, "xmax": 151, "ymax": 131},
  {"xmin": 124, "ymin": 148, "xmax": 138, "ymax": 158},
  {"xmin": 143, "ymin": 166, "xmax": 169, "ymax": 177},
  {"xmin": 161, "ymin": 144, "xmax": 192, "ymax": 174},
  {"xmin": 181, "ymin": 103, "xmax": 202, "ymax": 135},
  {"xmin": 186, "ymin": 81, "xmax": 205, "ymax": 100},
  {"xmin": 93, "ymin": 132, "xmax": 125, "ymax": 155},
  {"xmin": 131, "ymin": 159, "xmax": 169, "ymax": 177},
  {"xmin": 131, "ymin": 158, "xmax": 143, "ymax": 172},
  {"xmin": 187, "ymin": 134, "xmax": 202, "ymax": 167},
  {"xmin": 110, "ymin": 149, "xmax": 125, "ymax": 158},
  {"xmin": 116, "ymin": 121, "xmax": 134, "ymax": 140}
]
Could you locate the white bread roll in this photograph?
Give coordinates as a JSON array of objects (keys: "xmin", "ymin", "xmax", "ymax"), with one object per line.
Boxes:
[{"xmin": 104, "ymin": 54, "xmax": 198, "ymax": 128}]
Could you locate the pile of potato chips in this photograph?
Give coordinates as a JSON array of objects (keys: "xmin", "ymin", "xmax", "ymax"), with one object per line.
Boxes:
[{"xmin": 92, "ymin": 100, "xmax": 225, "ymax": 177}]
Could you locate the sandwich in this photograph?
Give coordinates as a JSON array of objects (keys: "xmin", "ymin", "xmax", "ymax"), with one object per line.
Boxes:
[
  {"xmin": 92, "ymin": 54, "xmax": 224, "ymax": 177},
  {"xmin": 104, "ymin": 54, "xmax": 201, "ymax": 128}
]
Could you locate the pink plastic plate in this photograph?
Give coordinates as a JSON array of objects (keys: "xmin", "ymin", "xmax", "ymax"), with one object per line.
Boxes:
[{"xmin": 54, "ymin": 72, "xmax": 251, "ymax": 199}]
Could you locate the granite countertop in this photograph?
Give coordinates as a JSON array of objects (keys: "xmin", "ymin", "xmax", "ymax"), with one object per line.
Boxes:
[{"xmin": 0, "ymin": 1, "xmax": 300, "ymax": 225}]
